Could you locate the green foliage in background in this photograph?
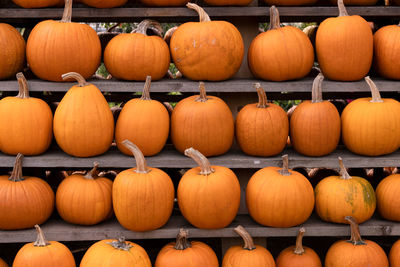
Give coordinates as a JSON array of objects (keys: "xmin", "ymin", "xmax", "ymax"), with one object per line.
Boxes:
[{"xmin": 259, "ymin": 22, "xmax": 317, "ymax": 32}]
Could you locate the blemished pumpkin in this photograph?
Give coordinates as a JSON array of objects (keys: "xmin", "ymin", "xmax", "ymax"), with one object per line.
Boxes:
[
  {"xmin": 155, "ymin": 229, "xmax": 219, "ymax": 267},
  {"xmin": 276, "ymin": 228, "xmax": 322, "ymax": 267},
  {"xmin": 325, "ymin": 216, "xmax": 389, "ymax": 267},
  {"xmin": 246, "ymin": 155, "xmax": 314, "ymax": 227},
  {"xmin": 222, "ymin": 225, "xmax": 275, "ymax": 267},
  {"xmin": 81, "ymin": 0, "xmax": 127, "ymax": 8},
  {"xmin": 0, "ymin": 258, "xmax": 7, "ymax": 267},
  {"xmin": 115, "ymin": 76, "xmax": 169, "ymax": 156},
  {"xmin": 330, "ymin": 0, "xmax": 378, "ymax": 4},
  {"xmin": 12, "ymin": 0, "xmax": 60, "ymax": 8},
  {"xmin": 341, "ymin": 77, "xmax": 400, "ymax": 156},
  {"xmin": 264, "ymin": 0, "xmax": 317, "ymax": 5},
  {"xmin": 376, "ymin": 174, "xmax": 400, "ymax": 222},
  {"xmin": 26, "ymin": 0, "xmax": 101, "ymax": 82},
  {"xmin": 0, "ymin": 73, "xmax": 53, "ymax": 156},
  {"xmin": 104, "ymin": 20, "xmax": 170, "ymax": 81},
  {"xmin": 235, "ymin": 83, "xmax": 288, "ymax": 156},
  {"xmin": 171, "ymin": 82, "xmax": 234, "ymax": 156},
  {"xmin": 315, "ymin": 157, "xmax": 376, "ymax": 224},
  {"xmin": 0, "ymin": 154, "xmax": 54, "ymax": 230},
  {"xmin": 80, "ymin": 238, "xmax": 151, "ymax": 267},
  {"xmin": 290, "ymin": 73, "xmax": 341, "ymax": 156},
  {"xmin": 13, "ymin": 225, "xmax": 76, "ymax": 267},
  {"xmin": 177, "ymin": 147, "xmax": 241, "ymax": 229},
  {"xmin": 113, "ymin": 140, "xmax": 174, "ymax": 232},
  {"xmin": 170, "ymin": 3, "xmax": 244, "ymax": 81},
  {"xmin": 248, "ymin": 6, "xmax": 314, "ymax": 81},
  {"xmin": 53, "ymin": 72, "xmax": 114, "ymax": 157},
  {"xmin": 390, "ymin": 239, "xmax": 400, "ymax": 266},
  {"xmin": 316, "ymin": 0, "xmax": 373, "ymax": 81},
  {"xmin": 0, "ymin": 24, "xmax": 25, "ymax": 80}
]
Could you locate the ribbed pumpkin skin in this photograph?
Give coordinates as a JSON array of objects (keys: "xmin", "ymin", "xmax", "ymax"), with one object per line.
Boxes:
[
  {"xmin": 81, "ymin": 0, "xmax": 127, "ymax": 8},
  {"xmin": 0, "ymin": 24, "xmax": 25, "ymax": 80},
  {"xmin": 330, "ymin": 0, "xmax": 378, "ymax": 4},
  {"xmin": 80, "ymin": 239, "xmax": 151, "ymax": 267},
  {"xmin": 222, "ymin": 245, "xmax": 275, "ymax": 267},
  {"xmin": 204, "ymin": 0, "xmax": 252, "ymax": 6},
  {"xmin": 276, "ymin": 246, "xmax": 321, "ymax": 267},
  {"xmin": 376, "ymin": 174, "xmax": 400, "ymax": 221},
  {"xmin": 390, "ymin": 239, "xmax": 400, "ymax": 266},
  {"xmin": 374, "ymin": 25, "xmax": 400, "ymax": 80},
  {"xmin": 140, "ymin": 0, "xmax": 188, "ymax": 6},
  {"xmin": 12, "ymin": 0, "xmax": 59, "ymax": 8},
  {"xmin": 264, "ymin": 0, "xmax": 317, "ymax": 5}
]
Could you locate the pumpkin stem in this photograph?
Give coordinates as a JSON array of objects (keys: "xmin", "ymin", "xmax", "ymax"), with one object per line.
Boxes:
[
  {"xmin": 107, "ymin": 23, "xmax": 120, "ymax": 33},
  {"xmin": 234, "ymin": 225, "xmax": 256, "ymax": 251},
  {"xmin": 33, "ymin": 225, "xmax": 50, "ymax": 247},
  {"xmin": 294, "ymin": 227, "xmax": 306, "ymax": 255},
  {"xmin": 254, "ymin": 83, "xmax": 268, "ymax": 108},
  {"xmin": 345, "ymin": 216, "xmax": 366, "ymax": 245},
  {"xmin": 61, "ymin": 0, "xmax": 73, "ymax": 23},
  {"xmin": 16, "ymin": 72, "xmax": 30, "ymax": 99},
  {"xmin": 269, "ymin": 6, "xmax": 281, "ymax": 30},
  {"xmin": 187, "ymin": 3, "xmax": 211, "ymax": 22},
  {"xmin": 84, "ymin": 162, "xmax": 99, "ymax": 180},
  {"xmin": 184, "ymin": 147, "xmax": 215, "ymax": 175},
  {"xmin": 338, "ymin": 0, "xmax": 349, "ymax": 17},
  {"xmin": 195, "ymin": 82, "xmax": 208, "ymax": 102},
  {"xmin": 365, "ymin": 76, "xmax": 383, "ymax": 103},
  {"xmin": 338, "ymin": 157, "xmax": 352, "ymax": 180},
  {"xmin": 164, "ymin": 26, "xmax": 178, "ymax": 44},
  {"xmin": 278, "ymin": 154, "xmax": 291, "ymax": 176},
  {"xmin": 107, "ymin": 237, "xmax": 133, "ymax": 251},
  {"xmin": 133, "ymin": 20, "xmax": 163, "ymax": 37},
  {"xmin": 9, "ymin": 153, "xmax": 24, "ymax": 182},
  {"xmin": 62, "ymin": 72, "xmax": 88, "ymax": 87},
  {"xmin": 174, "ymin": 228, "xmax": 192, "ymax": 250},
  {"xmin": 140, "ymin": 76, "xmax": 152, "ymax": 101},
  {"xmin": 311, "ymin": 73, "xmax": 324, "ymax": 103},
  {"xmin": 122, "ymin": 140, "xmax": 150, "ymax": 174}
]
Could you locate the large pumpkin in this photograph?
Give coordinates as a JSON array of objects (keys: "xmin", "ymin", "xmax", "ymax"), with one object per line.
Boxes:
[
  {"xmin": 171, "ymin": 82, "xmax": 234, "ymax": 156},
  {"xmin": 315, "ymin": 157, "xmax": 376, "ymax": 224},
  {"xmin": 0, "ymin": 73, "xmax": 53, "ymax": 156},
  {"xmin": 0, "ymin": 154, "xmax": 54, "ymax": 230},
  {"xmin": 235, "ymin": 83, "xmax": 288, "ymax": 156},
  {"xmin": 53, "ymin": 72, "xmax": 114, "ymax": 157},
  {"xmin": 316, "ymin": 0, "xmax": 373, "ymax": 81},
  {"xmin": 170, "ymin": 3, "xmax": 244, "ymax": 81},
  {"xmin": 290, "ymin": 73, "xmax": 341, "ymax": 156},
  {"xmin": 390, "ymin": 239, "xmax": 400, "ymax": 266},
  {"xmin": 0, "ymin": 24, "xmax": 25, "ymax": 80},
  {"xmin": 13, "ymin": 225, "xmax": 76, "ymax": 267},
  {"xmin": 155, "ymin": 229, "xmax": 219, "ymax": 267},
  {"xmin": 113, "ymin": 140, "xmax": 174, "ymax": 231},
  {"xmin": 376, "ymin": 174, "xmax": 400, "ymax": 221},
  {"xmin": 26, "ymin": 0, "xmax": 101, "ymax": 82},
  {"xmin": 341, "ymin": 77, "xmax": 400, "ymax": 156},
  {"xmin": 177, "ymin": 147, "xmax": 240, "ymax": 229},
  {"xmin": 222, "ymin": 225, "xmax": 275, "ymax": 267},
  {"xmin": 264, "ymin": 0, "xmax": 317, "ymax": 5},
  {"xmin": 325, "ymin": 216, "xmax": 389, "ymax": 266},
  {"xmin": 246, "ymin": 155, "xmax": 314, "ymax": 227},
  {"xmin": 12, "ymin": 0, "xmax": 59, "ymax": 8},
  {"xmin": 248, "ymin": 6, "xmax": 314, "ymax": 81},
  {"xmin": 81, "ymin": 0, "xmax": 127, "ymax": 7}
]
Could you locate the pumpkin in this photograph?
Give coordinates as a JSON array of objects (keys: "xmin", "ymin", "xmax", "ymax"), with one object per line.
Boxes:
[
  {"xmin": 330, "ymin": 0, "xmax": 378, "ymax": 4},
  {"xmin": 376, "ymin": 174, "xmax": 400, "ymax": 221},
  {"xmin": 81, "ymin": 0, "xmax": 127, "ymax": 8},
  {"xmin": 222, "ymin": 225, "xmax": 275, "ymax": 267},
  {"xmin": 170, "ymin": 3, "xmax": 244, "ymax": 81},
  {"xmin": 140, "ymin": 0, "xmax": 188, "ymax": 7},
  {"xmin": 12, "ymin": 0, "xmax": 60, "ymax": 8},
  {"xmin": 80, "ymin": 238, "xmax": 151, "ymax": 267},
  {"xmin": 155, "ymin": 228, "xmax": 219, "ymax": 267},
  {"xmin": 0, "ymin": 24, "xmax": 25, "ymax": 80},
  {"xmin": 53, "ymin": 72, "xmax": 114, "ymax": 157},
  {"xmin": 390, "ymin": 239, "xmax": 400, "ymax": 266},
  {"xmin": 171, "ymin": 82, "xmax": 234, "ymax": 156},
  {"xmin": 248, "ymin": 6, "xmax": 314, "ymax": 81},
  {"xmin": 0, "ymin": 73, "xmax": 53, "ymax": 156},
  {"xmin": 264, "ymin": 0, "xmax": 317, "ymax": 5},
  {"xmin": 0, "ymin": 258, "xmax": 7, "ymax": 267},
  {"xmin": 0, "ymin": 154, "xmax": 54, "ymax": 230},
  {"xmin": 204, "ymin": 0, "xmax": 252, "ymax": 6},
  {"xmin": 341, "ymin": 77, "xmax": 400, "ymax": 156},
  {"xmin": 289, "ymin": 73, "xmax": 341, "ymax": 156},
  {"xmin": 246, "ymin": 155, "xmax": 314, "ymax": 227},
  {"xmin": 276, "ymin": 227, "xmax": 322, "ymax": 267},
  {"xmin": 113, "ymin": 140, "xmax": 174, "ymax": 231},
  {"xmin": 177, "ymin": 147, "xmax": 240, "ymax": 229},
  {"xmin": 26, "ymin": 0, "xmax": 101, "ymax": 82},
  {"xmin": 104, "ymin": 20, "xmax": 170, "ymax": 81},
  {"xmin": 316, "ymin": 0, "xmax": 373, "ymax": 81},
  {"xmin": 235, "ymin": 83, "xmax": 288, "ymax": 156},
  {"xmin": 325, "ymin": 216, "xmax": 389, "ymax": 267},
  {"xmin": 115, "ymin": 76, "xmax": 169, "ymax": 156},
  {"xmin": 13, "ymin": 225, "xmax": 76, "ymax": 267}
]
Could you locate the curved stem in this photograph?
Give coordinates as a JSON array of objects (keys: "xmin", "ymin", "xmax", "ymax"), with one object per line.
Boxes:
[
  {"xmin": 34, "ymin": 225, "xmax": 50, "ymax": 247},
  {"xmin": 195, "ymin": 82, "xmax": 208, "ymax": 102},
  {"xmin": 107, "ymin": 237, "xmax": 133, "ymax": 251},
  {"xmin": 338, "ymin": 157, "xmax": 352, "ymax": 180},
  {"xmin": 345, "ymin": 216, "xmax": 366, "ymax": 245},
  {"xmin": 278, "ymin": 154, "xmax": 291, "ymax": 176},
  {"xmin": 62, "ymin": 72, "xmax": 88, "ymax": 87},
  {"xmin": 140, "ymin": 76, "xmax": 152, "ymax": 100},
  {"xmin": 365, "ymin": 76, "xmax": 383, "ymax": 103},
  {"xmin": 133, "ymin": 20, "xmax": 163, "ymax": 38},
  {"xmin": 16, "ymin": 72, "xmax": 30, "ymax": 99},
  {"xmin": 268, "ymin": 6, "xmax": 281, "ymax": 30},
  {"xmin": 294, "ymin": 227, "xmax": 306, "ymax": 255},
  {"xmin": 254, "ymin": 83, "xmax": 268, "ymax": 108},
  {"xmin": 84, "ymin": 162, "xmax": 99, "ymax": 180},
  {"xmin": 174, "ymin": 228, "xmax": 192, "ymax": 250},
  {"xmin": 164, "ymin": 26, "xmax": 178, "ymax": 45},
  {"xmin": 122, "ymin": 140, "xmax": 150, "ymax": 174},
  {"xmin": 187, "ymin": 3, "xmax": 211, "ymax": 22},
  {"xmin": 184, "ymin": 148, "xmax": 215, "ymax": 175},
  {"xmin": 338, "ymin": 0, "xmax": 349, "ymax": 17},
  {"xmin": 107, "ymin": 23, "xmax": 120, "ymax": 33},
  {"xmin": 61, "ymin": 0, "xmax": 73, "ymax": 23},
  {"xmin": 9, "ymin": 153, "xmax": 24, "ymax": 182},
  {"xmin": 234, "ymin": 225, "xmax": 256, "ymax": 251},
  {"xmin": 311, "ymin": 73, "xmax": 324, "ymax": 103}
]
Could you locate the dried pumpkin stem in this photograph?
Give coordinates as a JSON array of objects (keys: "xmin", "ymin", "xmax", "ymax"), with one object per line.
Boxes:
[
  {"xmin": 345, "ymin": 216, "xmax": 366, "ymax": 245},
  {"xmin": 122, "ymin": 140, "xmax": 150, "ymax": 174},
  {"xmin": 195, "ymin": 82, "xmax": 208, "ymax": 102},
  {"xmin": 184, "ymin": 147, "xmax": 215, "ymax": 175},
  {"xmin": 61, "ymin": 0, "xmax": 73, "ymax": 23},
  {"xmin": 294, "ymin": 227, "xmax": 306, "ymax": 255},
  {"xmin": 311, "ymin": 73, "xmax": 324, "ymax": 103},
  {"xmin": 254, "ymin": 83, "xmax": 268, "ymax": 108},
  {"xmin": 107, "ymin": 237, "xmax": 133, "ymax": 251},
  {"xmin": 269, "ymin": 6, "xmax": 281, "ymax": 30},
  {"xmin": 62, "ymin": 72, "xmax": 88, "ymax": 87},
  {"xmin": 140, "ymin": 76, "xmax": 152, "ymax": 100},
  {"xmin": 9, "ymin": 153, "xmax": 24, "ymax": 182},
  {"xmin": 164, "ymin": 26, "xmax": 178, "ymax": 44},
  {"xmin": 234, "ymin": 225, "xmax": 256, "ymax": 251},
  {"xmin": 34, "ymin": 225, "xmax": 50, "ymax": 247},
  {"xmin": 278, "ymin": 154, "xmax": 291, "ymax": 176},
  {"xmin": 338, "ymin": 157, "xmax": 352, "ymax": 180},
  {"xmin": 84, "ymin": 162, "xmax": 99, "ymax": 180},
  {"xmin": 16, "ymin": 72, "xmax": 30, "ymax": 99},
  {"xmin": 174, "ymin": 228, "xmax": 192, "ymax": 250},
  {"xmin": 133, "ymin": 20, "xmax": 163, "ymax": 37},
  {"xmin": 365, "ymin": 76, "xmax": 383, "ymax": 103},
  {"xmin": 338, "ymin": 0, "xmax": 349, "ymax": 17},
  {"xmin": 187, "ymin": 3, "xmax": 211, "ymax": 22}
]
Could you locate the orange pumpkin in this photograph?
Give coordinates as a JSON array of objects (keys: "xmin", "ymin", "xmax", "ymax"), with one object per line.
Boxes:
[
  {"xmin": 246, "ymin": 155, "xmax": 314, "ymax": 227},
  {"xmin": 0, "ymin": 258, "xmax": 7, "ymax": 267},
  {"xmin": 235, "ymin": 83, "xmax": 288, "ymax": 156},
  {"xmin": 390, "ymin": 239, "xmax": 400, "ymax": 266},
  {"xmin": 276, "ymin": 228, "xmax": 322, "ymax": 267},
  {"xmin": 12, "ymin": 0, "xmax": 60, "ymax": 8},
  {"xmin": 290, "ymin": 73, "xmax": 341, "ymax": 156},
  {"xmin": 325, "ymin": 216, "xmax": 389, "ymax": 267},
  {"xmin": 0, "ymin": 24, "xmax": 25, "ymax": 80},
  {"xmin": 376, "ymin": 174, "xmax": 400, "ymax": 221},
  {"xmin": 81, "ymin": 0, "xmax": 127, "ymax": 7},
  {"xmin": 177, "ymin": 147, "xmax": 240, "ymax": 229},
  {"xmin": 248, "ymin": 6, "xmax": 314, "ymax": 81},
  {"xmin": 316, "ymin": 0, "xmax": 373, "ymax": 81},
  {"xmin": 170, "ymin": 3, "xmax": 244, "ymax": 81},
  {"xmin": 222, "ymin": 225, "xmax": 275, "ymax": 267},
  {"xmin": 264, "ymin": 0, "xmax": 317, "ymax": 5},
  {"xmin": 26, "ymin": 0, "xmax": 101, "ymax": 82},
  {"xmin": 53, "ymin": 72, "xmax": 114, "ymax": 157},
  {"xmin": 0, "ymin": 154, "xmax": 54, "ymax": 230},
  {"xmin": 0, "ymin": 73, "xmax": 53, "ymax": 156},
  {"xmin": 155, "ymin": 229, "xmax": 219, "ymax": 267},
  {"xmin": 115, "ymin": 76, "xmax": 169, "ymax": 156},
  {"xmin": 13, "ymin": 225, "xmax": 75, "ymax": 267},
  {"xmin": 341, "ymin": 77, "xmax": 400, "ymax": 156},
  {"xmin": 330, "ymin": 0, "xmax": 378, "ymax": 4}
]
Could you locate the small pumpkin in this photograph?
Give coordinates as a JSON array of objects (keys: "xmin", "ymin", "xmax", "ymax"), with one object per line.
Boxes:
[
  {"xmin": 155, "ymin": 228, "xmax": 219, "ymax": 267},
  {"xmin": 12, "ymin": 0, "xmax": 60, "ymax": 8},
  {"xmin": 13, "ymin": 225, "xmax": 76, "ymax": 267},
  {"xmin": 0, "ymin": 258, "xmax": 7, "ymax": 267},
  {"xmin": 264, "ymin": 0, "xmax": 317, "ymax": 5},
  {"xmin": 222, "ymin": 225, "xmax": 275, "ymax": 267},
  {"xmin": 81, "ymin": 0, "xmax": 127, "ymax": 8},
  {"xmin": 0, "ymin": 24, "xmax": 25, "ymax": 80},
  {"xmin": 177, "ymin": 147, "xmax": 240, "ymax": 229},
  {"xmin": 376, "ymin": 174, "xmax": 400, "ymax": 222},
  {"xmin": 390, "ymin": 239, "xmax": 400, "ymax": 266}
]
